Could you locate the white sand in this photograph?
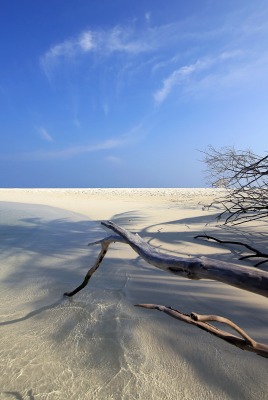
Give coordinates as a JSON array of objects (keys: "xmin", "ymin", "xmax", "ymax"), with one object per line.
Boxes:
[{"xmin": 0, "ymin": 189, "xmax": 267, "ymax": 400}]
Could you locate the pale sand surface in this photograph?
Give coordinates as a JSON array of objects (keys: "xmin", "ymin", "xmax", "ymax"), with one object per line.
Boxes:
[{"xmin": 0, "ymin": 189, "xmax": 267, "ymax": 400}]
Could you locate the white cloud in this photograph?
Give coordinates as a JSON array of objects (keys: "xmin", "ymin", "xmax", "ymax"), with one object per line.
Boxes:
[
  {"xmin": 105, "ymin": 26, "xmax": 150, "ymax": 54},
  {"xmin": 2, "ymin": 124, "xmax": 144, "ymax": 161},
  {"xmin": 73, "ymin": 117, "xmax": 81, "ymax": 128},
  {"xmin": 40, "ymin": 3, "xmax": 268, "ymax": 80},
  {"xmin": 78, "ymin": 31, "xmax": 94, "ymax": 52},
  {"xmin": 40, "ymin": 31, "xmax": 94, "ymax": 77},
  {"xmin": 153, "ymin": 51, "xmax": 247, "ymax": 104},
  {"xmin": 105, "ymin": 155, "xmax": 122, "ymax": 164},
  {"xmin": 145, "ymin": 12, "xmax": 151, "ymax": 23},
  {"xmin": 102, "ymin": 102, "xmax": 109, "ymax": 116},
  {"xmin": 152, "ymin": 54, "xmax": 181, "ymax": 73},
  {"xmin": 186, "ymin": 52, "xmax": 268, "ymax": 97},
  {"xmin": 35, "ymin": 135, "xmax": 128, "ymax": 160},
  {"xmin": 154, "ymin": 59, "xmax": 210, "ymax": 104},
  {"xmin": 38, "ymin": 127, "xmax": 53, "ymax": 142},
  {"xmin": 40, "ymin": 26, "xmax": 151, "ymax": 78}
]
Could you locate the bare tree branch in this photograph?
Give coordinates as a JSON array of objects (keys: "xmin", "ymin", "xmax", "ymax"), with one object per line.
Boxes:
[
  {"xmin": 202, "ymin": 146, "xmax": 268, "ymax": 225},
  {"xmin": 64, "ymin": 235, "xmax": 125, "ymax": 297},
  {"xmin": 136, "ymin": 304, "xmax": 268, "ymax": 358}
]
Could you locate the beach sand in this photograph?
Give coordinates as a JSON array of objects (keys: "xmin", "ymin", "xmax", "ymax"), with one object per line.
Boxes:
[{"xmin": 0, "ymin": 189, "xmax": 267, "ymax": 400}]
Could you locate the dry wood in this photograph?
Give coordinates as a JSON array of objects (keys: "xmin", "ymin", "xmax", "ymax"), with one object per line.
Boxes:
[
  {"xmin": 64, "ymin": 221, "xmax": 268, "ymax": 298},
  {"xmin": 203, "ymin": 146, "xmax": 268, "ymax": 225},
  {"xmin": 63, "ymin": 221, "xmax": 268, "ymax": 358},
  {"xmin": 64, "ymin": 235, "xmax": 123, "ymax": 297},
  {"xmin": 136, "ymin": 304, "xmax": 268, "ymax": 358}
]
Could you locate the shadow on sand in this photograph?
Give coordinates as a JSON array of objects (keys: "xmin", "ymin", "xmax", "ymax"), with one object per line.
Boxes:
[{"xmin": 0, "ymin": 201, "xmax": 267, "ymax": 399}]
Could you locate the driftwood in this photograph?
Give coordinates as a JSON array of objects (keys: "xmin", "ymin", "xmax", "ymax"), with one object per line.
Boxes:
[
  {"xmin": 136, "ymin": 305, "xmax": 268, "ymax": 358},
  {"xmin": 65, "ymin": 221, "xmax": 268, "ymax": 298},
  {"xmin": 64, "ymin": 221, "xmax": 268, "ymax": 358}
]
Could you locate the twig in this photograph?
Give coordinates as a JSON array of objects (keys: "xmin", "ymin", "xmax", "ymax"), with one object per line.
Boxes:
[{"xmin": 64, "ymin": 235, "xmax": 126, "ymax": 297}]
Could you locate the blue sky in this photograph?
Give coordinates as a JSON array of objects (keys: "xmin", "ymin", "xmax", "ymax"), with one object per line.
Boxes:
[{"xmin": 1, "ymin": 0, "xmax": 268, "ymax": 187}]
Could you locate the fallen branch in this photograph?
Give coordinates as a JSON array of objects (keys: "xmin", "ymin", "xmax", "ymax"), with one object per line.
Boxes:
[
  {"xmin": 195, "ymin": 234, "xmax": 268, "ymax": 267},
  {"xmin": 136, "ymin": 304, "xmax": 268, "ymax": 358},
  {"xmin": 64, "ymin": 235, "xmax": 125, "ymax": 297},
  {"xmin": 63, "ymin": 221, "xmax": 268, "ymax": 359},
  {"xmin": 64, "ymin": 221, "xmax": 268, "ymax": 298}
]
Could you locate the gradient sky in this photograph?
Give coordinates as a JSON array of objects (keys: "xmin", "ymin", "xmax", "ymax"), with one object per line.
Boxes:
[{"xmin": 1, "ymin": 0, "xmax": 268, "ymax": 188}]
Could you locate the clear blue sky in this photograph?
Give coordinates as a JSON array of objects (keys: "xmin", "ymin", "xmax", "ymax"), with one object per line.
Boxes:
[{"xmin": 1, "ymin": 0, "xmax": 268, "ymax": 188}]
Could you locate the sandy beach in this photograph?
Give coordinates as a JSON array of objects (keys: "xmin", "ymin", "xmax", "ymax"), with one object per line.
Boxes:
[{"xmin": 0, "ymin": 189, "xmax": 267, "ymax": 400}]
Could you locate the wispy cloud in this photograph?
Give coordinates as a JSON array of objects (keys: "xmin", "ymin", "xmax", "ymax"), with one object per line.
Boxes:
[
  {"xmin": 40, "ymin": 19, "xmax": 206, "ymax": 79},
  {"xmin": 40, "ymin": 26, "xmax": 152, "ymax": 78},
  {"xmin": 38, "ymin": 127, "xmax": 54, "ymax": 142},
  {"xmin": 0, "ymin": 137, "xmax": 121, "ymax": 161},
  {"xmin": 102, "ymin": 102, "xmax": 110, "ymax": 116},
  {"xmin": 153, "ymin": 51, "xmax": 248, "ymax": 104},
  {"xmin": 40, "ymin": 2, "xmax": 268, "ymax": 79},
  {"xmin": 40, "ymin": 31, "xmax": 95, "ymax": 78},
  {"xmin": 105, "ymin": 26, "xmax": 150, "ymax": 54},
  {"xmin": 145, "ymin": 12, "xmax": 151, "ymax": 23},
  {"xmin": 154, "ymin": 58, "xmax": 214, "ymax": 104},
  {"xmin": 39, "ymin": 19, "xmax": 229, "ymax": 85},
  {"xmin": 105, "ymin": 155, "xmax": 123, "ymax": 164},
  {"xmin": 40, "ymin": 6, "xmax": 268, "ymax": 102},
  {"xmin": 187, "ymin": 52, "xmax": 268, "ymax": 98},
  {"xmin": 152, "ymin": 54, "xmax": 181, "ymax": 73},
  {"xmin": 1, "ymin": 124, "xmax": 143, "ymax": 161},
  {"xmin": 30, "ymin": 135, "xmax": 130, "ymax": 160}
]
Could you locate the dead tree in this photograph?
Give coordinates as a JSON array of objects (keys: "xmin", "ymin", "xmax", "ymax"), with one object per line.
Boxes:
[
  {"xmin": 199, "ymin": 146, "xmax": 268, "ymax": 265},
  {"xmin": 64, "ymin": 221, "xmax": 268, "ymax": 358},
  {"xmin": 203, "ymin": 146, "xmax": 268, "ymax": 225}
]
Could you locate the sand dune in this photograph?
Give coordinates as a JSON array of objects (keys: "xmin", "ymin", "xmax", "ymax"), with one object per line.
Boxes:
[{"xmin": 0, "ymin": 189, "xmax": 267, "ymax": 400}]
